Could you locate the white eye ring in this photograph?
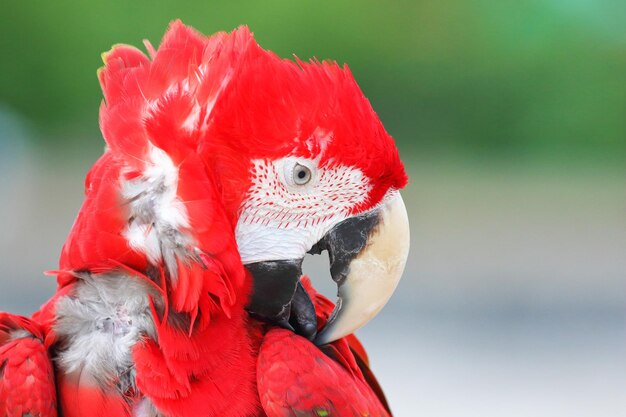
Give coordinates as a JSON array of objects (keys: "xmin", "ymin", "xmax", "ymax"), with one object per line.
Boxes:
[{"xmin": 292, "ymin": 163, "xmax": 312, "ymax": 185}]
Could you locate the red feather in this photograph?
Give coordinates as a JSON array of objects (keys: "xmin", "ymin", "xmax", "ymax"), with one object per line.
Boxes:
[
  {"xmin": 0, "ymin": 314, "xmax": 57, "ymax": 417},
  {"xmin": 257, "ymin": 329, "xmax": 390, "ymax": 417},
  {"xmin": 57, "ymin": 371, "xmax": 131, "ymax": 417}
]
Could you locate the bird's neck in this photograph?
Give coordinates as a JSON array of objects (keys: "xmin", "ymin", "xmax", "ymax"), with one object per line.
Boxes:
[
  {"xmin": 146, "ymin": 304, "xmax": 263, "ymax": 416},
  {"xmin": 143, "ymin": 270, "xmax": 263, "ymax": 417}
]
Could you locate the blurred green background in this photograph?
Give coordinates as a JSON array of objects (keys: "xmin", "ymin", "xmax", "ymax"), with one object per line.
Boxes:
[
  {"xmin": 0, "ymin": 2, "xmax": 624, "ymax": 416},
  {"xmin": 2, "ymin": 0, "xmax": 624, "ymax": 168}
]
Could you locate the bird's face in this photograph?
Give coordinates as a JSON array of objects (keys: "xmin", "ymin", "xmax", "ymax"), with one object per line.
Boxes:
[
  {"xmin": 236, "ymin": 154, "xmax": 409, "ymax": 345},
  {"xmin": 205, "ymin": 42, "xmax": 411, "ymax": 344}
]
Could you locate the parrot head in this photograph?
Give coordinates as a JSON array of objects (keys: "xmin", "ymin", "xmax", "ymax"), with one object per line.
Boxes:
[
  {"xmin": 201, "ymin": 26, "xmax": 411, "ymax": 344},
  {"xmin": 93, "ymin": 21, "xmax": 410, "ymax": 344}
]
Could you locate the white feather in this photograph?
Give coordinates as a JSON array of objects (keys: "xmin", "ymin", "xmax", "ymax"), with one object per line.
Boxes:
[
  {"xmin": 54, "ymin": 273, "xmax": 158, "ymax": 391},
  {"xmin": 121, "ymin": 144, "xmax": 191, "ymax": 275}
]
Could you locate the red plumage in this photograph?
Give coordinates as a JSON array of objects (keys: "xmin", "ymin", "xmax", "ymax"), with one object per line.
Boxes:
[
  {"xmin": 0, "ymin": 21, "xmax": 403, "ymax": 417},
  {"xmin": 0, "ymin": 314, "xmax": 57, "ymax": 417}
]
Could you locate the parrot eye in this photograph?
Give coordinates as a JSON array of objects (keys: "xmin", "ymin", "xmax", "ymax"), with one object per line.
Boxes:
[{"xmin": 292, "ymin": 163, "xmax": 312, "ymax": 185}]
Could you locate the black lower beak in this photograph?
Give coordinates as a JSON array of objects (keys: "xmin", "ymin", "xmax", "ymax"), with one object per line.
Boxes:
[{"xmin": 245, "ymin": 259, "xmax": 318, "ymax": 340}]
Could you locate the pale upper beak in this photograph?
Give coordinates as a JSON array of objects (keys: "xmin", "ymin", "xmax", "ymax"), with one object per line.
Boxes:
[
  {"xmin": 314, "ymin": 191, "xmax": 410, "ymax": 344},
  {"xmin": 245, "ymin": 191, "xmax": 410, "ymax": 345}
]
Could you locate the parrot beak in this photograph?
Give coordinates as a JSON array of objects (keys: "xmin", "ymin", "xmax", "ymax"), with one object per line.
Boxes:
[
  {"xmin": 312, "ymin": 192, "xmax": 410, "ymax": 345},
  {"xmin": 245, "ymin": 192, "xmax": 410, "ymax": 344}
]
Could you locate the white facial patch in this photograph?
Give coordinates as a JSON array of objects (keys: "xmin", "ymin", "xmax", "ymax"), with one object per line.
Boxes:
[{"xmin": 235, "ymin": 157, "xmax": 371, "ymax": 263}]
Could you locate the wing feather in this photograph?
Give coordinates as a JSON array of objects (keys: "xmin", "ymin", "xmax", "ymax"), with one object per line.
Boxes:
[
  {"xmin": 0, "ymin": 313, "xmax": 57, "ymax": 417},
  {"xmin": 257, "ymin": 329, "xmax": 390, "ymax": 417}
]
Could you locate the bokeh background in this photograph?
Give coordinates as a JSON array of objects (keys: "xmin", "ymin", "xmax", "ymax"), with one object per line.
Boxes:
[{"xmin": 1, "ymin": 1, "xmax": 624, "ymax": 416}]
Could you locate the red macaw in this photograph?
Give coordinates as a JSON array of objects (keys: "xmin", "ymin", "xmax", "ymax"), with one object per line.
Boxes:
[{"xmin": 0, "ymin": 21, "xmax": 409, "ymax": 417}]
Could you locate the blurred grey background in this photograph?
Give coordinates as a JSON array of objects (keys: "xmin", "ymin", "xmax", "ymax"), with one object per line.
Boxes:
[{"xmin": 1, "ymin": 1, "xmax": 625, "ymax": 416}]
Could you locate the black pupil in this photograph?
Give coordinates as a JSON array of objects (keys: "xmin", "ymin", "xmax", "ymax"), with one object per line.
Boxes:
[{"xmin": 297, "ymin": 170, "xmax": 307, "ymax": 179}]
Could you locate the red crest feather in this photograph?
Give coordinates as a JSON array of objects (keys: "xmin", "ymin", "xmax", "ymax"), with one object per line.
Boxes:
[{"xmin": 98, "ymin": 20, "xmax": 256, "ymax": 168}]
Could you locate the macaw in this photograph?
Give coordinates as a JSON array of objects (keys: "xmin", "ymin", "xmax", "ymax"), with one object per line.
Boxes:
[{"xmin": 0, "ymin": 21, "xmax": 409, "ymax": 417}]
